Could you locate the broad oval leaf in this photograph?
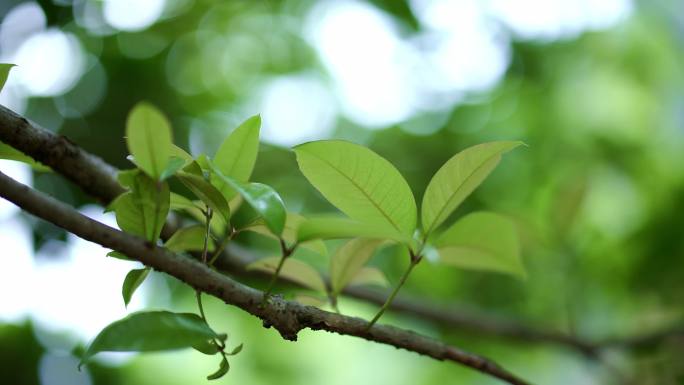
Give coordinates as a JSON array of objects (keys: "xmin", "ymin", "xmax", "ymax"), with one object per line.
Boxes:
[
  {"xmin": 80, "ymin": 311, "xmax": 219, "ymax": 367},
  {"xmin": 421, "ymin": 141, "xmax": 523, "ymax": 235},
  {"xmin": 242, "ymin": 213, "xmax": 327, "ymax": 256},
  {"xmin": 176, "ymin": 171, "xmax": 231, "ymax": 224},
  {"xmin": 294, "ymin": 140, "xmax": 417, "ymax": 237},
  {"xmin": 0, "ymin": 63, "xmax": 16, "ymax": 92},
  {"xmin": 246, "ymin": 257, "xmax": 326, "ymax": 293},
  {"xmin": 112, "ymin": 172, "xmax": 170, "ymax": 241},
  {"xmin": 349, "ymin": 267, "xmax": 389, "ymax": 288},
  {"xmin": 122, "ymin": 267, "xmax": 150, "ymax": 307},
  {"xmin": 297, "ymin": 216, "xmax": 412, "ymax": 245},
  {"xmin": 126, "ymin": 102, "xmax": 173, "ymax": 180},
  {"xmin": 208, "ymin": 160, "xmax": 285, "ymax": 235},
  {"xmin": 212, "ymin": 115, "xmax": 261, "ymax": 199},
  {"xmin": 330, "ymin": 238, "xmax": 382, "ymax": 296},
  {"xmin": 164, "ymin": 225, "xmax": 215, "ymax": 253},
  {"xmin": 434, "ymin": 211, "xmax": 525, "ymax": 278}
]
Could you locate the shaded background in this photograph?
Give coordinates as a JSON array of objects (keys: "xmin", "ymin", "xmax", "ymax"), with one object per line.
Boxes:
[{"xmin": 1, "ymin": 0, "xmax": 683, "ymax": 384}]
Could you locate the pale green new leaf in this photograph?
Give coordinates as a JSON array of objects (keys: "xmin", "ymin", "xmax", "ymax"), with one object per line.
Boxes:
[
  {"xmin": 242, "ymin": 213, "xmax": 327, "ymax": 256},
  {"xmin": 122, "ymin": 267, "xmax": 150, "ymax": 307},
  {"xmin": 330, "ymin": 238, "xmax": 383, "ymax": 296},
  {"xmin": 0, "ymin": 63, "xmax": 16, "ymax": 92},
  {"xmin": 212, "ymin": 115, "xmax": 261, "ymax": 199},
  {"xmin": 246, "ymin": 257, "xmax": 326, "ymax": 293},
  {"xmin": 434, "ymin": 211, "xmax": 525, "ymax": 278},
  {"xmin": 164, "ymin": 225, "xmax": 215, "ymax": 253},
  {"xmin": 170, "ymin": 192, "xmax": 202, "ymax": 212},
  {"xmin": 421, "ymin": 141, "xmax": 523, "ymax": 235},
  {"xmin": 112, "ymin": 172, "xmax": 170, "ymax": 241},
  {"xmin": 176, "ymin": 171, "xmax": 231, "ymax": 224},
  {"xmin": 349, "ymin": 267, "xmax": 389, "ymax": 288},
  {"xmin": 297, "ymin": 216, "xmax": 412, "ymax": 245},
  {"xmin": 208, "ymin": 160, "xmax": 285, "ymax": 235},
  {"xmin": 159, "ymin": 157, "xmax": 187, "ymax": 181},
  {"xmin": 0, "ymin": 142, "xmax": 50, "ymax": 171},
  {"xmin": 80, "ymin": 311, "xmax": 220, "ymax": 367},
  {"xmin": 126, "ymin": 102, "xmax": 172, "ymax": 180},
  {"xmin": 294, "ymin": 140, "xmax": 417, "ymax": 237}
]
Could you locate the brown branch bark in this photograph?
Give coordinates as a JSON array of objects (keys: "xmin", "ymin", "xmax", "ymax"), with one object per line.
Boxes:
[
  {"xmin": 1, "ymin": 103, "xmax": 681, "ymax": 357},
  {"xmin": 0, "ymin": 169, "xmax": 531, "ymax": 385}
]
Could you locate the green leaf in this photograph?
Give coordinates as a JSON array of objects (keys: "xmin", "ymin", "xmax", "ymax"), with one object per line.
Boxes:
[
  {"xmin": 208, "ymin": 160, "xmax": 286, "ymax": 235},
  {"xmin": 159, "ymin": 157, "xmax": 186, "ymax": 181},
  {"xmin": 170, "ymin": 144, "xmax": 193, "ymax": 162},
  {"xmin": 192, "ymin": 340, "xmax": 220, "ymax": 355},
  {"xmin": 117, "ymin": 169, "xmax": 139, "ymax": 189},
  {"xmin": 297, "ymin": 216, "xmax": 412, "ymax": 245},
  {"xmin": 246, "ymin": 257, "xmax": 326, "ymax": 293},
  {"xmin": 164, "ymin": 225, "xmax": 215, "ymax": 253},
  {"xmin": 242, "ymin": 213, "xmax": 327, "ymax": 256},
  {"xmin": 122, "ymin": 268, "xmax": 150, "ymax": 307},
  {"xmin": 227, "ymin": 343, "xmax": 243, "ymax": 356},
  {"xmin": 107, "ymin": 251, "xmax": 132, "ymax": 261},
  {"xmin": 421, "ymin": 141, "xmax": 523, "ymax": 235},
  {"xmin": 0, "ymin": 142, "xmax": 50, "ymax": 171},
  {"xmin": 294, "ymin": 140, "xmax": 417, "ymax": 237},
  {"xmin": 349, "ymin": 267, "xmax": 389, "ymax": 288},
  {"xmin": 207, "ymin": 355, "xmax": 229, "ymax": 380},
  {"xmin": 176, "ymin": 171, "xmax": 231, "ymax": 224},
  {"xmin": 330, "ymin": 238, "xmax": 383, "ymax": 296},
  {"xmin": 212, "ymin": 115, "xmax": 261, "ymax": 199},
  {"xmin": 80, "ymin": 311, "xmax": 220, "ymax": 367},
  {"xmin": 0, "ymin": 63, "xmax": 16, "ymax": 92},
  {"xmin": 126, "ymin": 102, "xmax": 173, "ymax": 180},
  {"xmin": 170, "ymin": 192, "xmax": 202, "ymax": 212},
  {"xmin": 434, "ymin": 211, "xmax": 525, "ymax": 278},
  {"xmin": 112, "ymin": 172, "xmax": 170, "ymax": 241}
]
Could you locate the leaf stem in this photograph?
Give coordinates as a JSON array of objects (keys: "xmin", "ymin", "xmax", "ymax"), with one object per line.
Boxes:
[
  {"xmin": 260, "ymin": 239, "xmax": 295, "ymax": 306},
  {"xmin": 366, "ymin": 253, "xmax": 422, "ymax": 330}
]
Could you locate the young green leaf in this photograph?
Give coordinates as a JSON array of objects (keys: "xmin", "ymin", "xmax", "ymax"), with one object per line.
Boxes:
[
  {"xmin": 80, "ymin": 311, "xmax": 220, "ymax": 367},
  {"xmin": 0, "ymin": 63, "xmax": 16, "ymax": 92},
  {"xmin": 227, "ymin": 343, "xmax": 243, "ymax": 356},
  {"xmin": 164, "ymin": 225, "xmax": 215, "ymax": 253},
  {"xmin": 0, "ymin": 142, "xmax": 50, "ymax": 171},
  {"xmin": 294, "ymin": 140, "xmax": 417, "ymax": 238},
  {"xmin": 207, "ymin": 355, "xmax": 229, "ymax": 380},
  {"xmin": 170, "ymin": 192, "xmax": 202, "ymax": 212},
  {"xmin": 246, "ymin": 257, "xmax": 326, "ymax": 293},
  {"xmin": 421, "ymin": 141, "xmax": 523, "ymax": 235},
  {"xmin": 122, "ymin": 267, "xmax": 150, "ymax": 307},
  {"xmin": 330, "ymin": 238, "xmax": 383, "ymax": 296},
  {"xmin": 176, "ymin": 171, "xmax": 231, "ymax": 224},
  {"xmin": 192, "ymin": 340, "xmax": 221, "ymax": 355},
  {"xmin": 126, "ymin": 102, "xmax": 172, "ymax": 180},
  {"xmin": 112, "ymin": 172, "xmax": 170, "ymax": 241},
  {"xmin": 434, "ymin": 211, "xmax": 525, "ymax": 278},
  {"xmin": 208, "ymin": 160, "xmax": 286, "ymax": 235},
  {"xmin": 242, "ymin": 213, "xmax": 327, "ymax": 256},
  {"xmin": 349, "ymin": 267, "xmax": 389, "ymax": 288},
  {"xmin": 170, "ymin": 144, "xmax": 193, "ymax": 163},
  {"xmin": 297, "ymin": 216, "xmax": 412, "ymax": 245},
  {"xmin": 159, "ymin": 157, "xmax": 187, "ymax": 181},
  {"xmin": 107, "ymin": 251, "xmax": 132, "ymax": 261},
  {"xmin": 212, "ymin": 115, "xmax": 261, "ymax": 199}
]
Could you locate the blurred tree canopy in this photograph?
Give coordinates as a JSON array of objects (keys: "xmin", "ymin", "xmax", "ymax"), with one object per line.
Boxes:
[{"xmin": 1, "ymin": 0, "xmax": 684, "ymax": 384}]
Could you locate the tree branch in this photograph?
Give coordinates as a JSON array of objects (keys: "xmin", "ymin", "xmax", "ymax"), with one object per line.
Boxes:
[
  {"xmin": 1, "ymin": 104, "xmax": 681, "ymax": 358},
  {"xmin": 0, "ymin": 169, "xmax": 531, "ymax": 385}
]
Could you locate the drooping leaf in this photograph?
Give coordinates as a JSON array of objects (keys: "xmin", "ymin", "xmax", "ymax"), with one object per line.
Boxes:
[
  {"xmin": 164, "ymin": 225, "xmax": 215, "ymax": 253},
  {"xmin": 294, "ymin": 140, "xmax": 417, "ymax": 238},
  {"xmin": 80, "ymin": 311, "xmax": 220, "ymax": 367},
  {"xmin": 434, "ymin": 211, "xmax": 525, "ymax": 278},
  {"xmin": 0, "ymin": 63, "xmax": 16, "ymax": 92},
  {"xmin": 0, "ymin": 142, "xmax": 50, "ymax": 171},
  {"xmin": 159, "ymin": 156, "xmax": 187, "ymax": 181},
  {"xmin": 421, "ymin": 141, "xmax": 523, "ymax": 235},
  {"xmin": 212, "ymin": 115, "xmax": 261, "ymax": 199},
  {"xmin": 349, "ymin": 267, "xmax": 389, "ymax": 288},
  {"xmin": 112, "ymin": 172, "xmax": 170, "ymax": 241},
  {"xmin": 122, "ymin": 267, "xmax": 150, "ymax": 307},
  {"xmin": 242, "ymin": 213, "xmax": 327, "ymax": 256},
  {"xmin": 125, "ymin": 102, "xmax": 173, "ymax": 180},
  {"xmin": 207, "ymin": 355, "xmax": 229, "ymax": 380},
  {"xmin": 176, "ymin": 171, "xmax": 231, "ymax": 224},
  {"xmin": 208, "ymin": 160, "xmax": 285, "ymax": 235},
  {"xmin": 330, "ymin": 238, "xmax": 383, "ymax": 296},
  {"xmin": 297, "ymin": 216, "xmax": 412, "ymax": 245},
  {"xmin": 246, "ymin": 257, "xmax": 326, "ymax": 293}
]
